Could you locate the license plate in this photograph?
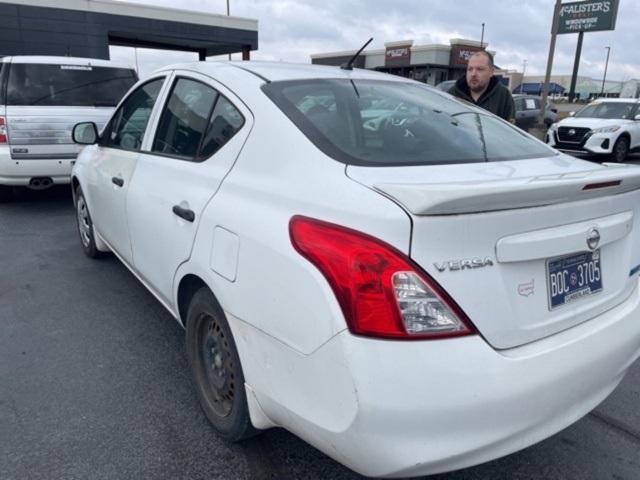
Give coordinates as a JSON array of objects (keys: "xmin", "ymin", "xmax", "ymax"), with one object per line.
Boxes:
[{"xmin": 547, "ymin": 250, "xmax": 603, "ymax": 309}]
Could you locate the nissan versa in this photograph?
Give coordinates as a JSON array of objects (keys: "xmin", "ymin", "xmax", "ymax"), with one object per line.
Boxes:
[{"xmin": 70, "ymin": 61, "xmax": 640, "ymax": 478}]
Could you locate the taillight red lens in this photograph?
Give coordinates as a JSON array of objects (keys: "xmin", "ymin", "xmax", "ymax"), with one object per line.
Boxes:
[
  {"xmin": 289, "ymin": 216, "xmax": 475, "ymax": 340},
  {"xmin": 0, "ymin": 117, "xmax": 7, "ymax": 144}
]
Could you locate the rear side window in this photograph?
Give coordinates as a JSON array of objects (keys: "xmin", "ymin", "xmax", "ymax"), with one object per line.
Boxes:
[
  {"xmin": 104, "ymin": 78, "xmax": 164, "ymax": 151},
  {"xmin": 152, "ymin": 77, "xmax": 245, "ymax": 161},
  {"xmin": 263, "ymin": 79, "xmax": 555, "ymax": 166},
  {"xmin": 152, "ymin": 78, "xmax": 219, "ymax": 159},
  {"xmin": 199, "ymin": 96, "xmax": 245, "ymax": 159},
  {"xmin": 6, "ymin": 64, "xmax": 137, "ymax": 106}
]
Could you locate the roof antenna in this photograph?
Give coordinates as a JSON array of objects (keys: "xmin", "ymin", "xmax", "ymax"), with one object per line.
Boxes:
[{"xmin": 341, "ymin": 38, "xmax": 373, "ymax": 71}]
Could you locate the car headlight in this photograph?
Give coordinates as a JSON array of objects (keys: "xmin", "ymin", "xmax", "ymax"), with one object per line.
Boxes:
[
  {"xmin": 548, "ymin": 123, "xmax": 559, "ymax": 131},
  {"xmin": 592, "ymin": 125, "xmax": 621, "ymax": 134}
]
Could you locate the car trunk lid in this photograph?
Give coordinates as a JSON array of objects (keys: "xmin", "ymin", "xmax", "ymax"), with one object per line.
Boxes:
[{"xmin": 347, "ymin": 156, "xmax": 640, "ymax": 349}]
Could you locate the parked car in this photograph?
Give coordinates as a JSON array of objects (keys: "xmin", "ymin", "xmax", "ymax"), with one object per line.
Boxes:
[
  {"xmin": 71, "ymin": 62, "xmax": 640, "ymax": 478},
  {"xmin": 0, "ymin": 56, "xmax": 137, "ymax": 201},
  {"xmin": 434, "ymin": 79, "xmax": 456, "ymax": 91},
  {"xmin": 547, "ymin": 98, "xmax": 640, "ymax": 162},
  {"xmin": 513, "ymin": 94, "xmax": 558, "ymax": 130}
]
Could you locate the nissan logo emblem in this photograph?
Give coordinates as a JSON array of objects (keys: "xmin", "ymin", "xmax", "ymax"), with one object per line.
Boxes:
[
  {"xmin": 568, "ymin": 129, "xmax": 576, "ymax": 136},
  {"xmin": 587, "ymin": 228, "xmax": 600, "ymax": 250}
]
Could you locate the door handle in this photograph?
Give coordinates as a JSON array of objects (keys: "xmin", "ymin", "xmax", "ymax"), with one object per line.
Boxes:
[
  {"xmin": 172, "ymin": 205, "xmax": 195, "ymax": 222},
  {"xmin": 112, "ymin": 176, "xmax": 124, "ymax": 187}
]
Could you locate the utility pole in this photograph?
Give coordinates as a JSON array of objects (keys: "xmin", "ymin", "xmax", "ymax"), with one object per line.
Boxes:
[
  {"xmin": 601, "ymin": 46, "xmax": 611, "ymax": 96},
  {"xmin": 536, "ymin": 0, "xmax": 562, "ymax": 132},
  {"xmin": 480, "ymin": 23, "xmax": 485, "ymax": 48}
]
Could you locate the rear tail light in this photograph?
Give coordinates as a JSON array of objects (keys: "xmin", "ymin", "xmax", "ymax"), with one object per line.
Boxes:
[
  {"xmin": 0, "ymin": 117, "xmax": 7, "ymax": 144},
  {"xmin": 289, "ymin": 216, "xmax": 475, "ymax": 340}
]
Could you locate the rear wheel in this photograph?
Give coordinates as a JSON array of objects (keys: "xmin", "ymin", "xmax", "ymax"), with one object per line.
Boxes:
[
  {"xmin": 186, "ymin": 288, "xmax": 258, "ymax": 441},
  {"xmin": 0, "ymin": 185, "xmax": 13, "ymax": 202},
  {"xmin": 610, "ymin": 136, "xmax": 629, "ymax": 163},
  {"xmin": 75, "ymin": 186, "xmax": 102, "ymax": 258}
]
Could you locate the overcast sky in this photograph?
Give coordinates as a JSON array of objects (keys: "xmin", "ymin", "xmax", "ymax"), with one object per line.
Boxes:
[{"xmin": 110, "ymin": 0, "xmax": 640, "ymax": 81}]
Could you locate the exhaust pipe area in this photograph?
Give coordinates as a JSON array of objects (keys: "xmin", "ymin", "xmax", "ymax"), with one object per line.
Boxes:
[{"xmin": 28, "ymin": 177, "xmax": 54, "ymax": 190}]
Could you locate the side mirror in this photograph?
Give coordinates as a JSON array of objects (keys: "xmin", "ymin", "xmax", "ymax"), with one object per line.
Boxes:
[
  {"xmin": 568, "ymin": 111, "xmax": 576, "ymax": 117},
  {"xmin": 72, "ymin": 122, "xmax": 98, "ymax": 145},
  {"xmin": 635, "ymin": 114, "xmax": 640, "ymax": 121}
]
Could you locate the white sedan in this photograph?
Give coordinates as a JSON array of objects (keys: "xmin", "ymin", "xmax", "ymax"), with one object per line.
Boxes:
[{"xmin": 70, "ymin": 61, "xmax": 640, "ymax": 478}]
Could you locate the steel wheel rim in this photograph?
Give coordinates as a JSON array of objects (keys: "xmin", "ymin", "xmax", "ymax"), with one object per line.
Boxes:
[
  {"xmin": 76, "ymin": 196, "xmax": 91, "ymax": 248},
  {"xmin": 198, "ymin": 313, "xmax": 235, "ymax": 417}
]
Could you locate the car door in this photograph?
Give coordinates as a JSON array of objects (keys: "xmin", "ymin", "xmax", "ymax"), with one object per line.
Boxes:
[
  {"xmin": 88, "ymin": 76, "xmax": 168, "ymax": 264},
  {"xmin": 125, "ymin": 72, "xmax": 253, "ymax": 305},
  {"xmin": 629, "ymin": 104, "xmax": 640, "ymax": 149}
]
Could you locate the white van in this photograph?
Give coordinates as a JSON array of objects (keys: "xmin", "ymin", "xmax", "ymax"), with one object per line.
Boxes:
[{"xmin": 0, "ymin": 56, "xmax": 137, "ymax": 200}]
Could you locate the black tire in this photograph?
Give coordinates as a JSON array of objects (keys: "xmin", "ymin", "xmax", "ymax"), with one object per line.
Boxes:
[
  {"xmin": 74, "ymin": 186, "xmax": 102, "ymax": 258},
  {"xmin": 610, "ymin": 136, "xmax": 629, "ymax": 163},
  {"xmin": 185, "ymin": 288, "xmax": 258, "ymax": 442},
  {"xmin": 0, "ymin": 185, "xmax": 13, "ymax": 202}
]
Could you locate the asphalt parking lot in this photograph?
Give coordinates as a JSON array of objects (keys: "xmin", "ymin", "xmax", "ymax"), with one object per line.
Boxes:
[{"xmin": 1, "ymin": 182, "xmax": 640, "ymax": 480}]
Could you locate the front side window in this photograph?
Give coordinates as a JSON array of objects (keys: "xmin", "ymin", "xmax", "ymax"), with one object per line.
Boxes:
[
  {"xmin": 104, "ymin": 78, "xmax": 164, "ymax": 151},
  {"xmin": 152, "ymin": 78, "xmax": 219, "ymax": 159},
  {"xmin": 6, "ymin": 64, "xmax": 137, "ymax": 106},
  {"xmin": 575, "ymin": 102, "xmax": 637, "ymax": 120},
  {"xmin": 263, "ymin": 79, "xmax": 555, "ymax": 166}
]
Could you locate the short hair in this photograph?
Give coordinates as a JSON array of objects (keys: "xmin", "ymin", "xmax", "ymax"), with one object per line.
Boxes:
[{"xmin": 469, "ymin": 50, "xmax": 494, "ymax": 68}]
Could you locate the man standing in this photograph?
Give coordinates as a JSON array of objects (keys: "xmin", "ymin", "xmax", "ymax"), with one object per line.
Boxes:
[{"xmin": 449, "ymin": 51, "xmax": 515, "ymax": 122}]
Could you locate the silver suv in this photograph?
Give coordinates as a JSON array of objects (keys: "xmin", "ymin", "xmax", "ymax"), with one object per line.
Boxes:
[{"xmin": 0, "ymin": 56, "xmax": 137, "ymax": 200}]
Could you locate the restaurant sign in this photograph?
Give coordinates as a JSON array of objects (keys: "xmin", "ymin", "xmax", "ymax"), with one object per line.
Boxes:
[
  {"xmin": 557, "ymin": 0, "xmax": 619, "ymax": 34},
  {"xmin": 385, "ymin": 45, "xmax": 411, "ymax": 67},
  {"xmin": 450, "ymin": 45, "xmax": 485, "ymax": 67}
]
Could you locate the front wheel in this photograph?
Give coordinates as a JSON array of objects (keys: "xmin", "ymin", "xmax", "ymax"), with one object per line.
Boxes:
[
  {"xmin": 610, "ymin": 136, "xmax": 629, "ymax": 163},
  {"xmin": 75, "ymin": 186, "xmax": 103, "ymax": 258},
  {"xmin": 186, "ymin": 288, "xmax": 258, "ymax": 441}
]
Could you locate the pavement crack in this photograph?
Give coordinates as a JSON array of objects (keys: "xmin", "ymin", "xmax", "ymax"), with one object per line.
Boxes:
[{"xmin": 589, "ymin": 410, "xmax": 640, "ymax": 444}]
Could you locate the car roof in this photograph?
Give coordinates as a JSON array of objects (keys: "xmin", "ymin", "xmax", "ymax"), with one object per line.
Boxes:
[
  {"xmin": 155, "ymin": 60, "xmax": 414, "ymax": 84},
  {"xmin": 1, "ymin": 55, "xmax": 134, "ymax": 70}
]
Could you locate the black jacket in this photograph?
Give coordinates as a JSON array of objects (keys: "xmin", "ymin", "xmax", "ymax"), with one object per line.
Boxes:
[{"xmin": 449, "ymin": 76, "xmax": 515, "ymax": 121}]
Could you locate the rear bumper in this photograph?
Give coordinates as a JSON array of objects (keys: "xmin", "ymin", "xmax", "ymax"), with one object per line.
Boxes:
[
  {"xmin": 0, "ymin": 148, "xmax": 74, "ymax": 185},
  {"xmin": 242, "ymin": 278, "xmax": 640, "ymax": 478}
]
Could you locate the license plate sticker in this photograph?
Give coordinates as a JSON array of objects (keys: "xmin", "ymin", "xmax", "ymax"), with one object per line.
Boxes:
[{"xmin": 547, "ymin": 250, "xmax": 603, "ymax": 310}]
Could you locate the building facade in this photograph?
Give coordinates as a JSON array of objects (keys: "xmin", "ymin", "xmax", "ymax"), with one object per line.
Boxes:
[{"xmin": 311, "ymin": 39, "xmax": 495, "ymax": 86}]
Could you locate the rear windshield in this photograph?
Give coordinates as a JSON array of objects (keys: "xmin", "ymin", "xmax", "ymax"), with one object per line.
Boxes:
[
  {"xmin": 575, "ymin": 102, "xmax": 637, "ymax": 120},
  {"xmin": 263, "ymin": 79, "xmax": 555, "ymax": 166},
  {"xmin": 6, "ymin": 64, "xmax": 137, "ymax": 107}
]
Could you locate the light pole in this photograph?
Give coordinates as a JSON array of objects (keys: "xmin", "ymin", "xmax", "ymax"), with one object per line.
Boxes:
[
  {"xmin": 522, "ymin": 59, "xmax": 527, "ymax": 92},
  {"xmin": 601, "ymin": 46, "xmax": 611, "ymax": 97},
  {"xmin": 227, "ymin": 0, "xmax": 231, "ymax": 61},
  {"xmin": 480, "ymin": 23, "xmax": 485, "ymax": 48}
]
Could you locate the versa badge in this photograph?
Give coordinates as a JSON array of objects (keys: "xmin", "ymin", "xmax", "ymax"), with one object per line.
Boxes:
[{"xmin": 434, "ymin": 257, "xmax": 494, "ymax": 272}]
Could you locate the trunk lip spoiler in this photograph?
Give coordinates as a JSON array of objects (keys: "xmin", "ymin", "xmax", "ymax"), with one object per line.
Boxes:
[{"xmin": 374, "ymin": 164, "xmax": 640, "ymax": 216}]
